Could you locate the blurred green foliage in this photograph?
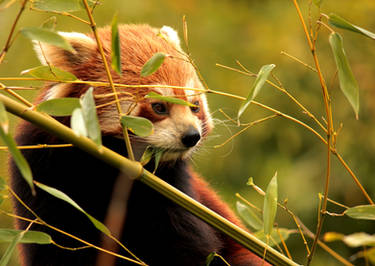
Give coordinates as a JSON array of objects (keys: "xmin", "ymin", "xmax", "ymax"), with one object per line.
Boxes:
[{"xmin": 1, "ymin": 0, "xmax": 375, "ymax": 265}]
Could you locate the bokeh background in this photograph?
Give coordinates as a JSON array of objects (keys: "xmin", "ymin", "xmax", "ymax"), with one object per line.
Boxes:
[{"xmin": 1, "ymin": 0, "xmax": 375, "ymax": 265}]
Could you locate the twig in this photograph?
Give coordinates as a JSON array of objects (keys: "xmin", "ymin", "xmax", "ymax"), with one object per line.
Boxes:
[
  {"xmin": 280, "ymin": 51, "xmax": 317, "ymax": 72},
  {"xmin": 29, "ymin": 7, "xmax": 90, "ymax": 25},
  {"xmin": 0, "ymin": 0, "xmax": 28, "ymax": 63},
  {"xmin": 0, "ymin": 144, "xmax": 73, "ymax": 150},
  {"xmin": 81, "ymin": 0, "xmax": 134, "ymax": 161},
  {"xmin": 291, "ymin": 1, "xmax": 335, "ymax": 264},
  {"xmin": 214, "ymin": 114, "xmax": 279, "ymax": 148}
]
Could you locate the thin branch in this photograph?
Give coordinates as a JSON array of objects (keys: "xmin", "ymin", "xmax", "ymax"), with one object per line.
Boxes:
[
  {"xmin": 291, "ymin": 1, "xmax": 336, "ymax": 264},
  {"xmin": 0, "ymin": 0, "xmax": 28, "ymax": 63},
  {"xmin": 82, "ymin": 0, "xmax": 134, "ymax": 161},
  {"xmin": 0, "ymin": 144, "xmax": 73, "ymax": 150},
  {"xmin": 280, "ymin": 51, "xmax": 317, "ymax": 72},
  {"xmin": 214, "ymin": 114, "xmax": 279, "ymax": 148},
  {"xmin": 29, "ymin": 7, "xmax": 90, "ymax": 25}
]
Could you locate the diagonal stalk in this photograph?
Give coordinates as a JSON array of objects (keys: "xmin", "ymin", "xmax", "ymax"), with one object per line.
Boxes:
[{"xmin": 0, "ymin": 92, "xmax": 298, "ymax": 266}]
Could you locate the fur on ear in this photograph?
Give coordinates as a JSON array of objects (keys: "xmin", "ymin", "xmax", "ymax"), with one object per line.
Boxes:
[
  {"xmin": 33, "ymin": 32, "xmax": 97, "ymax": 70},
  {"xmin": 160, "ymin": 26, "xmax": 182, "ymax": 51}
]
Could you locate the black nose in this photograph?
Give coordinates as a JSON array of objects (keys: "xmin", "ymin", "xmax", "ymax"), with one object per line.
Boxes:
[{"xmin": 181, "ymin": 126, "xmax": 201, "ymax": 148}]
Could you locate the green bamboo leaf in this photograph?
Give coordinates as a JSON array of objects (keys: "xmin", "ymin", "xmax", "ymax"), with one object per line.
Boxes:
[
  {"xmin": 34, "ymin": 182, "xmax": 110, "ymax": 235},
  {"xmin": 141, "ymin": 52, "xmax": 166, "ymax": 77},
  {"xmin": 0, "ymin": 107, "xmax": 34, "ymax": 194},
  {"xmin": 36, "ymin": 98, "xmax": 80, "ymax": 116},
  {"xmin": 71, "ymin": 108, "xmax": 88, "ymax": 137},
  {"xmin": 238, "ymin": 64, "xmax": 275, "ymax": 120},
  {"xmin": 263, "ymin": 172, "xmax": 278, "ymax": 235},
  {"xmin": 343, "ymin": 232, "xmax": 375, "ymax": 248},
  {"xmin": 120, "ymin": 115, "xmax": 154, "ymax": 137},
  {"xmin": 0, "ymin": 101, "xmax": 9, "ymax": 134},
  {"xmin": 206, "ymin": 252, "xmax": 216, "ymax": 266},
  {"xmin": 153, "ymin": 148, "xmax": 164, "ymax": 174},
  {"xmin": 0, "ymin": 229, "xmax": 51, "ymax": 244},
  {"xmin": 312, "ymin": 0, "xmax": 322, "ymax": 7},
  {"xmin": 323, "ymin": 232, "xmax": 344, "ymax": 242},
  {"xmin": 254, "ymin": 228, "xmax": 292, "ymax": 247},
  {"xmin": 329, "ymin": 32, "xmax": 359, "ymax": 119},
  {"xmin": 236, "ymin": 201, "xmax": 263, "ymax": 231},
  {"xmin": 345, "ymin": 205, "xmax": 375, "ymax": 220},
  {"xmin": 140, "ymin": 146, "xmax": 153, "ymax": 166},
  {"xmin": 21, "ymin": 66, "xmax": 77, "ymax": 81},
  {"xmin": 31, "ymin": 0, "xmax": 95, "ymax": 12},
  {"xmin": 41, "ymin": 16, "xmax": 57, "ymax": 30},
  {"xmin": 111, "ymin": 14, "xmax": 122, "ymax": 75},
  {"xmin": 328, "ymin": 13, "xmax": 375, "ymax": 40},
  {"xmin": 0, "ymin": 231, "xmax": 24, "ymax": 266},
  {"xmin": 145, "ymin": 92, "xmax": 196, "ymax": 107},
  {"xmin": 20, "ymin": 27, "xmax": 74, "ymax": 52},
  {"xmin": 80, "ymin": 87, "xmax": 102, "ymax": 147}
]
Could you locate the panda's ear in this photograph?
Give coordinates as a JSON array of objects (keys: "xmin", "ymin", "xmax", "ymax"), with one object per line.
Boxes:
[
  {"xmin": 160, "ymin": 26, "xmax": 182, "ymax": 51},
  {"xmin": 33, "ymin": 32, "xmax": 97, "ymax": 70}
]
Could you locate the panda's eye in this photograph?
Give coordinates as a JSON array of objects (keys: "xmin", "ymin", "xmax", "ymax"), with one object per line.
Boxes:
[
  {"xmin": 151, "ymin": 102, "xmax": 169, "ymax": 115},
  {"xmin": 190, "ymin": 101, "xmax": 200, "ymax": 113}
]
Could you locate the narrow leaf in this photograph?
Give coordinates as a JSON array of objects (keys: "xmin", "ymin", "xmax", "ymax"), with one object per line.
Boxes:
[
  {"xmin": 328, "ymin": 13, "xmax": 375, "ymax": 40},
  {"xmin": 182, "ymin": 15, "xmax": 189, "ymax": 48},
  {"xmin": 37, "ymin": 98, "xmax": 80, "ymax": 116},
  {"xmin": 343, "ymin": 232, "xmax": 375, "ymax": 248},
  {"xmin": 120, "ymin": 115, "xmax": 154, "ymax": 137},
  {"xmin": 254, "ymin": 228, "xmax": 292, "ymax": 247},
  {"xmin": 0, "ymin": 101, "xmax": 9, "ymax": 134},
  {"xmin": 80, "ymin": 87, "xmax": 102, "ymax": 147},
  {"xmin": 0, "ymin": 229, "xmax": 51, "ymax": 244},
  {"xmin": 312, "ymin": 0, "xmax": 322, "ymax": 7},
  {"xmin": 21, "ymin": 66, "xmax": 77, "ymax": 81},
  {"xmin": 206, "ymin": 252, "xmax": 216, "ymax": 266},
  {"xmin": 140, "ymin": 52, "xmax": 166, "ymax": 77},
  {"xmin": 35, "ymin": 182, "xmax": 110, "ymax": 235},
  {"xmin": 31, "ymin": 0, "xmax": 94, "ymax": 12},
  {"xmin": 0, "ymin": 121, "xmax": 34, "ymax": 194},
  {"xmin": 71, "ymin": 108, "xmax": 88, "ymax": 137},
  {"xmin": 323, "ymin": 232, "xmax": 344, "ymax": 242},
  {"xmin": 345, "ymin": 205, "xmax": 375, "ymax": 220},
  {"xmin": 0, "ymin": 231, "xmax": 24, "ymax": 266},
  {"xmin": 153, "ymin": 148, "xmax": 164, "ymax": 174},
  {"xmin": 329, "ymin": 32, "xmax": 359, "ymax": 119},
  {"xmin": 236, "ymin": 201, "xmax": 263, "ymax": 231},
  {"xmin": 263, "ymin": 172, "xmax": 278, "ymax": 235},
  {"xmin": 145, "ymin": 92, "xmax": 196, "ymax": 107},
  {"xmin": 238, "ymin": 64, "xmax": 275, "ymax": 119},
  {"xmin": 20, "ymin": 27, "xmax": 74, "ymax": 52},
  {"xmin": 41, "ymin": 16, "xmax": 57, "ymax": 30},
  {"xmin": 140, "ymin": 146, "xmax": 153, "ymax": 166},
  {"xmin": 111, "ymin": 14, "xmax": 122, "ymax": 75}
]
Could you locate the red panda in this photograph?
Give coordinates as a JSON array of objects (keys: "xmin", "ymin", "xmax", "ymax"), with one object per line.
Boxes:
[{"xmin": 10, "ymin": 24, "xmax": 267, "ymax": 266}]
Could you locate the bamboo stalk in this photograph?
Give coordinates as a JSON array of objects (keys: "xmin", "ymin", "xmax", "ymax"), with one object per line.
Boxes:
[{"xmin": 0, "ymin": 92, "xmax": 298, "ymax": 266}]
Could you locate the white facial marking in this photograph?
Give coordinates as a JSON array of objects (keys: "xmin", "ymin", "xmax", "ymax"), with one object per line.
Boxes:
[{"xmin": 44, "ymin": 83, "xmax": 70, "ymax": 100}]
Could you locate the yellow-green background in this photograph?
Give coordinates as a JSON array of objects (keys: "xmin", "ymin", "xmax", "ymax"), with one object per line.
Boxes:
[{"xmin": 1, "ymin": 0, "xmax": 375, "ymax": 265}]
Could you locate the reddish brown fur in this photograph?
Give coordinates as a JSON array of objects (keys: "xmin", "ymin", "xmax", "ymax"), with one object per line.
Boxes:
[
  {"xmin": 190, "ymin": 170, "xmax": 270, "ymax": 265},
  {"xmin": 11, "ymin": 24, "xmax": 268, "ymax": 266}
]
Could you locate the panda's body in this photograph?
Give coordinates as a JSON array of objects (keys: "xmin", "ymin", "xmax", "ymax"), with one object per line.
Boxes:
[{"xmin": 10, "ymin": 24, "xmax": 265, "ymax": 266}]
